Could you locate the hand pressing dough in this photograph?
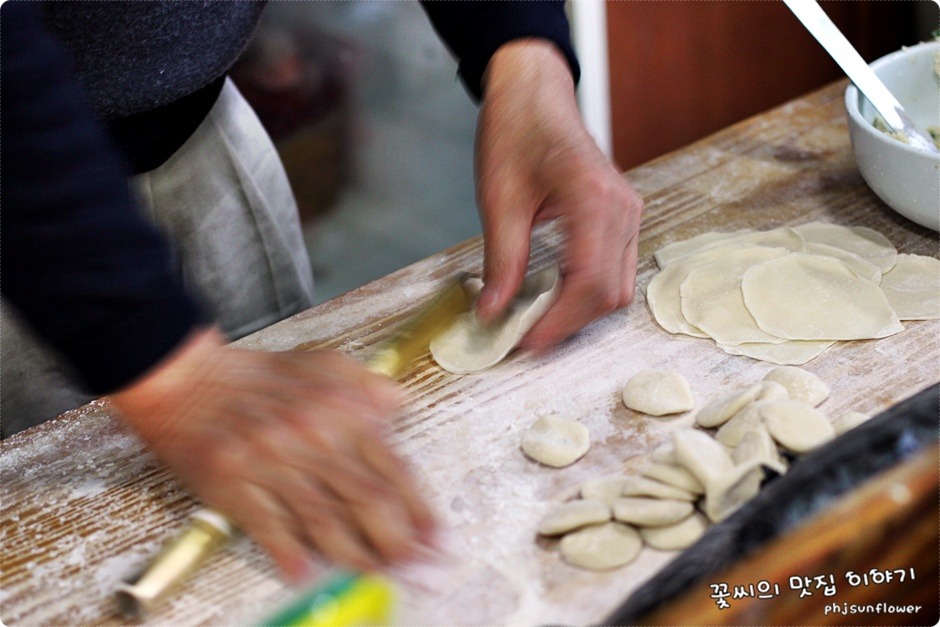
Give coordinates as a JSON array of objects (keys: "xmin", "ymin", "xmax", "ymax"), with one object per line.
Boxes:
[
  {"xmin": 742, "ymin": 253, "xmax": 904, "ymax": 340},
  {"xmin": 792, "ymin": 222, "xmax": 898, "ymax": 272},
  {"xmin": 580, "ymin": 475, "xmax": 629, "ymax": 506},
  {"xmin": 717, "ymin": 340, "xmax": 834, "ymax": 366},
  {"xmin": 622, "ymin": 370, "xmax": 694, "ymax": 416},
  {"xmin": 430, "ymin": 266, "xmax": 561, "ymax": 373},
  {"xmin": 612, "ymin": 497, "xmax": 694, "ymax": 527},
  {"xmin": 703, "ymin": 459, "xmax": 767, "ymax": 523},
  {"xmin": 559, "ymin": 522, "xmax": 642, "ymax": 570},
  {"xmin": 879, "ymin": 254, "xmax": 940, "ymax": 320},
  {"xmin": 763, "ymin": 366, "xmax": 829, "ymax": 406},
  {"xmin": 761, "ymin": 400, "xmax": 834, "ymax": 453},
  {"xmin": 521, "ymin": 415, "xmax": 590, "ymax": 468},
  {"xmin": 672, "ymin": 429, "xmax": 734, "ymax": 486},
  {"xmin": 832, "ymin": 411, "xmax": 871, "ymax": 435},
  {"xmin": 641, "ymin": 462, "xmax": 704, "ymax": 495},
  {"xmin": 537, "ymin": 499, "xmax": 611, "ymax": 536},
  {"xmin": 680, "ymin": 247, "xmax": 791, "ymax": 345},
  {"xmin": 639, "ymin": 512, "xmax": 709, "ymax": 551},
  {"xmin": 620, "ymin": 476, "xmax": 697, "ymax": 501},
  {"xmin": 694, "ymin": 384, "xmax": 763, "ymax": 428}
]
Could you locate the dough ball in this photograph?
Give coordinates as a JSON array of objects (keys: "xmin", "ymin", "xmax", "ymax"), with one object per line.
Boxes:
[
  {"xmin": 559, "ymin": 522, "xmax": 642, "ymax": 570},
  {"xmin": 694, "ymin": 384, "xmax": 762, "ymax": 428},
  {"xmin": 672, "ymin": 428, "xmax": 734, "ymax": 487},
  {"xmin": 832, "ymin": 411, "xmax": 871, "ymax": 435},
  {"xmin": 537, "ymin": 499, "xmax": 611, "ymax": 536},
  {"xmin": 742, "ymin": 253, "xmax": 903, "ymax": 341},
  {"xmin": 620, "ymin": 476, "xmax": 697, "ymax": 502},
  {"xmin": 641, "ymin": 462, "xmax": 705, "ymax": 495},
  {"xmin": 622, "ymin": 370, "xmax": 694, "ymax": 416},
  {"xmin": 521, "ymin": 415, "xmax": 590, "ymax": 468},
  {"xmin": 612, "ymin": 497, "xmax": 694, "ymax": 527},
  {"xmin": 879, "ymin": 254, "xmax": 940, "ymax": 320},
  {"xmin": 580, "ymin": 475, "xmax": 629, "ymax": 506},
  {"xmin": 639, "ymin": 512, "xmax": 709, "ymax": 551},
  {"xmin": 756, "ymin": 380, "xmax": 790, "ymax": 402},
  {"xmin": 761, "ymin": 400, "xmax": 834, "ymax": 453},
  {"xmin": 763, "ymin": 366, "xmax": 829, "ymax": 406},
  {"xmin": 430, "ymin": 266, "xmax": 561, "ymax": 373}
]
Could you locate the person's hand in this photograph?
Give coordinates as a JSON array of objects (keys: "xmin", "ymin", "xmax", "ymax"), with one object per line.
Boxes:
[
  {"xmin": 110, "ymin": 327, "xmax": 435, "ymax": 583},
  {"xmin": 475, "ymin": 39, "xmax": 644, "ymax": 351}
]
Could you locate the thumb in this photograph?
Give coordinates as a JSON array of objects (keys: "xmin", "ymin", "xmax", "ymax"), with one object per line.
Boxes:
[{"xmin": 477, "ymin": 194, "xmax": 534, "ymax": 324}]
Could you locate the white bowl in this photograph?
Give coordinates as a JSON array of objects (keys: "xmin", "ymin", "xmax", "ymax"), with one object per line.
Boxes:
[{"xmin": 844, "ymin": 41, "xmax": 940, "ymax": 232}]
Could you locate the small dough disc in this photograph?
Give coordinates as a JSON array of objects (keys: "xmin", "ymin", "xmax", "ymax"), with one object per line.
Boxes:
[
  {"xmin": 805, "ymin": 242, "xmax": 882, "ymax": 284},
  {"xmin": 431, "ymin": 266, "xmax": 561, "ymax": 373},
  {"xmin": 879, "ymin": 254, "xmax": 940, "ymax": 320},
  {"xmin": 755, "ymin": 380, "xmax": 790, "ymax": 402},
  {"xmin": 622, "ymin": 370, "xmax": 694, "ymax": 416},
  {"xmin": 612, "ymin": 497, "xmax": 694, "ymax": 527},
  {"xmin": 763, "ymin": 366, "xmax": 829, "ymax": 406},
  {"xmin": 521, "ymin": 416, "xmax": 590, "ymax": 467},
  {"xmin": 639, "ymin": 512, "xmax": 709, "ymax": 551},
  {"xmin": 672, "ymin": 429, "xmax": 734, "ymax": 486},
  {"xmin": 791, "ymin": 222, "xmax": 897, "ymax": 272},
  {"xmin": 654, "ymin": 229, "xmax": 756, "ymax": 268},
  {"xmin": 703, "ymin": 459, "xmax": 767, "ymax": 523},
  {"xmin": 580, "ymin": 475, "xmax": 629, "ymax": 506},
  {"xmin": 641, "ymin": 462, "xmax": 705, "ymax": 494},
  {"xmin": 559, "ymin": 522, "xmax": 642, "ymax": 570},
  {"xmin": 537, "ymin": 499, "xmax": 611, "ymax": 536},
  {"xmin": 715, "ymin": 401, "xmax": 768, "ymax": 448},
  {"xmin": 731, "ymin": 427, "xmax": 786, "ymax": 474},
  {"xmin": 761, "ymin": 400, "xmax": 834, "ymax": 453},
  {"xmin": 694, "ymin": 384, "xmax": 763, "ymax": 428},
  {"xmin": 680, "ymin": 247, "xmax": 791, "ymax": 345},
  {"xmin": 833, "ymin": 411, "xmax": 871, "ymax": 435},
  {"xmin": 742, "ymin": 253, "xmax": 904, "ymax": 340},
  {"xmin": 717, "ymin": 340, "xmax": 834, "ymax": 366},
  {"xmin": 620, "ymin": 476, "xmax": 697, "ymax": 501}
]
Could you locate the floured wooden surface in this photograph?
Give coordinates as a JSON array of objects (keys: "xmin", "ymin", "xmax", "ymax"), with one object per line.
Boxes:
[{"xmin": 2, "ymin": 81, "xmax": 938, "ymax": 626}]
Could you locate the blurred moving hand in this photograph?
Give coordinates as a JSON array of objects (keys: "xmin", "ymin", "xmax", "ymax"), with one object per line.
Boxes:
[
  {"xmin": 111, "ymin": 327, "xmax": 435, "ymax": 583},
  {"xmin": 474, "ymin": 39, "xmax": 644, "ymax": 351}
]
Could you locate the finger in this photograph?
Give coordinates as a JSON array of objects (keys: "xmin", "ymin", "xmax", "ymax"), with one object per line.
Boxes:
[{"xmin": 476, "ymin": 175, "xmax": 536, "ymax": 323}]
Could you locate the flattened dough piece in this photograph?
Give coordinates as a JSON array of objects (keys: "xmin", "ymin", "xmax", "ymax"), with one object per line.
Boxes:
[
  {"xmin": 559, "ymin": 522, "xmax": 642, "ymax": 570},
  {"xmin": 833, "ymin": 411, "xmax": 871, "ymax": 435},
  {"xmin": 717, "ymin": 340, "xmax": 834, "ymax": 366},
  {"xmin": 641, "ymin": 462, "xmax": 705, "ymax": 494},
  {"xmin": 732, "ymin": 427, "xmax": 786, "ymax": 474},
  {"xmin": 763, "ymin": 366, "xmax": 829, "ymax": 406},
  {"xmin": 672, "ymin": 429, "xmax": 734, "ymax": 486},
  {"xmin": 761, "ymin": 400, "xmax": 834, "ymax": 453},
  {"xmin": 680, "ymin": 247, "xmax": 791, "ymax": 345},
  {"xmin": 622, "ymin": 370, "xmax": 694, "ymax": 416},
  {"xmin": 537, "ymin": 499, "xmax": 611, "ymax": 536},
  {"xmin": 742, "ymin": 253, "xmax": 903, "ymax": 340},
  {"xmin": 703, "ymin": 459, "xmax": 767, "ymax": 523},
  {"xmin": 620, "ymin": 476, "xmax": 697, "ymax": 502},
  {"xmin": 612, "ymin": 497, "xmax": 694, "ymax": 527},
  {"xmin": 879, "ymin": 254, "xmax": 940, "ymax": 320},
  {"xmin": 654, "ymin": 229, "xmax": 756, "ymax": 268},
  {"xmin": 695, "ymin": 384, "xmax": 763, "ymax": 428},
  {"xmin": 639, "ymin": 512, "xmax": 709, "ymax": 551},
  {"xmin": 430, "ymin": 266, "xmax": 561, "ymax": 373},
  {"xmin": 580, "ymin": 475, "xmax": 629, "ymax": 506},
  {"xmin": 792, "ymin": 221, "xmax": 898, "ymax": 272},
  {"xmin": 715, "ymin": 401, "xmax": 769, "ymax": 447},
  {"xmin": 805, "ymin": 242, "xmax": 882, "ymax": 284},
  {"xmin": 521, "ymin": 416, "xmax": 590, "ymax": 467}
]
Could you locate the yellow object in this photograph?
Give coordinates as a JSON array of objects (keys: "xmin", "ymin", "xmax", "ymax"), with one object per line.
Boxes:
[{"xmin": 260, "ymin": 572, "xmax": 395, "ymax": 626}]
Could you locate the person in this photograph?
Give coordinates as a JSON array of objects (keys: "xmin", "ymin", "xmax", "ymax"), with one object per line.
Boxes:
[{"xmin": 1, "ymin": 1, "xmax": 643, "ymax": 581}]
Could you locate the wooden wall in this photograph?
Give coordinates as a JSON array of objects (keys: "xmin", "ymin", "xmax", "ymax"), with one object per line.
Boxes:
[{"xmin": 607, "ymin": 1, "xmax": 925, "ymax": 170}]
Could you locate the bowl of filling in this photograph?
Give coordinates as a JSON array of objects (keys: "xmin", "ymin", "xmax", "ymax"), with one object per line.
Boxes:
[{"xmin": 845, "ymin": 40, "xmax": 940, "ymax": 232}]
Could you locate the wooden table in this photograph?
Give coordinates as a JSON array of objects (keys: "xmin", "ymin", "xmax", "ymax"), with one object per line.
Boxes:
[{"xmin": 2, "ymin": 80, "xmax": 938, "ymax": 625}]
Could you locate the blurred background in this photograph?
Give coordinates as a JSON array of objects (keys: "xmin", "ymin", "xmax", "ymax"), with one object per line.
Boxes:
[{"xmin": 229, "ymin": 0, "xmax": 938, "ymax": 304}]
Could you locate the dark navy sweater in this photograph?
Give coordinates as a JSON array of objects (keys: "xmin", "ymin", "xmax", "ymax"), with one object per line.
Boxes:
[{"xmin": 0, "ymin": 0, "xmax": 578, "ymax": 395}]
